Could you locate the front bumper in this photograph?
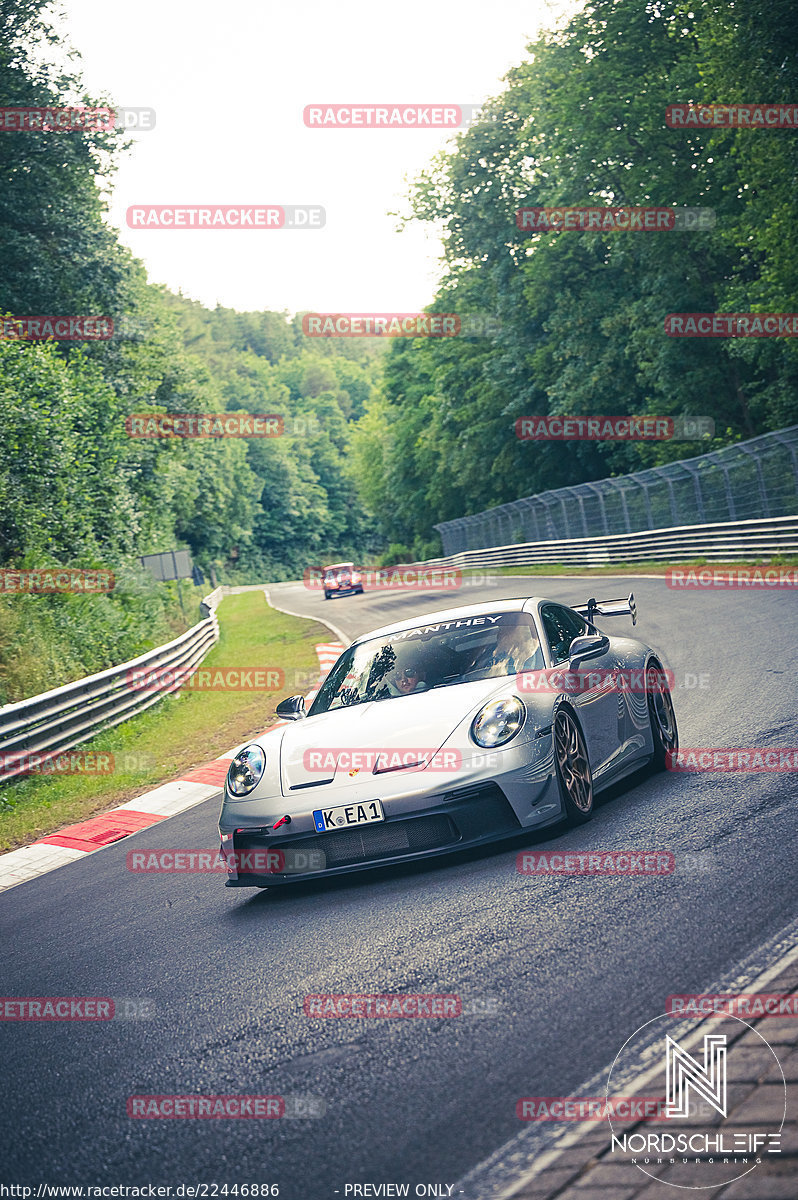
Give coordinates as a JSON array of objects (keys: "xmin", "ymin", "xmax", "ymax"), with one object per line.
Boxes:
[{"xmin": 222, "ymin": 778, "xmax": 561, "ymax": 887}]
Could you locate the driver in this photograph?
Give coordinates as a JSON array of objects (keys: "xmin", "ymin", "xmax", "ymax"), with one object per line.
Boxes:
[{"xmin": 388, "ymin": 649, "xmax": 429, "ymax": 695}]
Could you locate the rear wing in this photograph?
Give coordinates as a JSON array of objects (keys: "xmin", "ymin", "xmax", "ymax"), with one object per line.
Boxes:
[{"xmin": 575, "ymin": 592, "xmax": 637, "ymax": 627}]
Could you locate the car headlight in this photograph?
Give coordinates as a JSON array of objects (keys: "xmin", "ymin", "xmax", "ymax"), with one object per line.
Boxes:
[
  {"xmin": 471, "ymin": 696, "xmax": 526, "ymax": 748},
  {"xmin": 226, "ymin": 744, "xmax": 266, "ymax": 796}
]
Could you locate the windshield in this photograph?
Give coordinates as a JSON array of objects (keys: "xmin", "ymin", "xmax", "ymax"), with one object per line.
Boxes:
[{"xmin": 307, "ymin": 613, "xmax": 542, "ymax": 715}]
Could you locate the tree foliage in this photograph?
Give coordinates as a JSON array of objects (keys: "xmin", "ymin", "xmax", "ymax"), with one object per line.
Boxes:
[
  {"xmin": 354, "ymin": 0, "xmax": 798, "ymax": 549},
  {"xmin": 2, "ymin": 0, "xmax": 796, "ymax": 592},
  {"xmin": 0, "ymin": 0, "xmax": 385, "ymax": 589}
]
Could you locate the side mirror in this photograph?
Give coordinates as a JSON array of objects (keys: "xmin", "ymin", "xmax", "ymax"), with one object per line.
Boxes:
[
  {"xmin": 568, "ymin": 634, "xmax": 610, "ymax": 671},
  {"xmin": 275, "ymin": 695, "xmax": 307, "ymax": 721}
]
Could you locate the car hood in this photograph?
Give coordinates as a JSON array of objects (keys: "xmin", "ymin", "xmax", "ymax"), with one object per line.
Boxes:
[{"xmin": 279, "ymin": 678, "xmax": 512, "ymax": 792}]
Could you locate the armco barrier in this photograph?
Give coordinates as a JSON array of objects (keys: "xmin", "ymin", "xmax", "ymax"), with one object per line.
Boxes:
[
  {"xmin": 415, "ymin": 515, "xmax": 798, "ymax": 572},
  {"xmin": 435, "ymin": 425, "xmax": 798, "ymax": 554},
  {"xmin": 0, "ymin": 587, "xmax": 222, "ymax": 783}
]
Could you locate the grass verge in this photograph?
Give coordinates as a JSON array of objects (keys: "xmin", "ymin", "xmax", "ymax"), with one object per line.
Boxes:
[{"xmin": 0, "ymin": 591, "xmax": 330, "ymax": 851}]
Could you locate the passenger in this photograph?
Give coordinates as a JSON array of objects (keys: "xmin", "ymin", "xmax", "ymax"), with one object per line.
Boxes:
[{"xmin": 474, "ymin": 624, "xmax": 542, "ymax": 676}]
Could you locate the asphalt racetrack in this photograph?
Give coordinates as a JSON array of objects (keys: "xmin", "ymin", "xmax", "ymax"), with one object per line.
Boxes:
[{"xmin": 2, "ymin": 576, "xmax": 797, "ymax": 1198}]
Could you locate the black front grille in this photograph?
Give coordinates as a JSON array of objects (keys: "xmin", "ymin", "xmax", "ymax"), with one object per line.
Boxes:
[
  {"xmin": 234, "ymin": 784, "xmax": 520, "ymax": 874},
  {"xmin": 246, "ymin": 813, "xmax": 459, "ymax": 869}
]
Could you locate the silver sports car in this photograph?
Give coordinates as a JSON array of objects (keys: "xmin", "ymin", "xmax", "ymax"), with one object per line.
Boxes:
[{"xmin": 219, "ymin": 592, "xmax": 678, "ymax": 887}]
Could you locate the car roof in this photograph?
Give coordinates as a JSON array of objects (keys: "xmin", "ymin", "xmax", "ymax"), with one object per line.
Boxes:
[
  {"xmin": 351, "ymin": 595, "xmax": 548, "ymax": 644},
  {"xmin": 323, "ymin": 562, "xmax": 354, "ymax": 570}
]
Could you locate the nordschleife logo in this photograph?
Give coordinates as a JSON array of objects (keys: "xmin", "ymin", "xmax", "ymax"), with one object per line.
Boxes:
[
  {"xmin": 606, "ymin": 1013, "xmax": 785, "ymax": 1190},
  {"xmin": 665, "ymin": 1033, "xmax": 727, "ymax": 1119}
]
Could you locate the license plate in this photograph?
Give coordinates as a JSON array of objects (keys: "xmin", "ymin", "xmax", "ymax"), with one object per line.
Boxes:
[{"xmin": 313, "ymin": 800, "xmax": 385, "ymax": 833}]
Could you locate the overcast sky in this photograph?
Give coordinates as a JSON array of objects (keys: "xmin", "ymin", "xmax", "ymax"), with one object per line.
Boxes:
[{"xmin": 55, "ymin": 0, "xmax": 579, "ymax": 315}]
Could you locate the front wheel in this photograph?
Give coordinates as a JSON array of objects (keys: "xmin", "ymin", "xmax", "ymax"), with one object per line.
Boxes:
[
  {"xmin": 554, "ymin": 708, "xmax": 594, "ymax": 824},
  {"xmin": 646, "ymin": 661, "xmax": 678, "ymax": 771}
]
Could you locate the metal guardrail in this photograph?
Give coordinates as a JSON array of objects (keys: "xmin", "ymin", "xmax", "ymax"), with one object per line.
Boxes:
[
  {"xmin": 417, "ymin": 516, "xmax": 798, "ymax": 571},
  {"xmin": 0, "ymin": 587, "xmax": 223, "ymax": 782},
  {"xmin": 434, "ymin": 425, "xmax": 798, "ymax": 554}
]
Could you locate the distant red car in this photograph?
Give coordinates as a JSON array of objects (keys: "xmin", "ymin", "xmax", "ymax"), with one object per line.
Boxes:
[{"xmin": 322, "ymin": 562, "xmax": 364, "ymax": 600}]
